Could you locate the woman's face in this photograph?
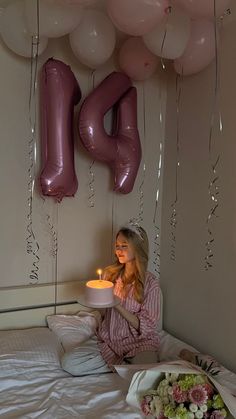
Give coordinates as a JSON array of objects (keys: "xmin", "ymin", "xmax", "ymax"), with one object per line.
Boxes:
[{"xmin": 115, "ymin": 232, "xmax": 135, "ymax": 264}]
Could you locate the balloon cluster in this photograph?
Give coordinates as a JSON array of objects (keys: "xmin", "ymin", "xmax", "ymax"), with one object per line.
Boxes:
[{"xmin": 0, "ymin": 0, "xmax": 231, "ymax": 78}]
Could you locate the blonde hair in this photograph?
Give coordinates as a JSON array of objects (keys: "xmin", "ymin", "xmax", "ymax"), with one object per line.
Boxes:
[{"xmin": 103, "ymin": 226, "xmax": 149, "ymax": 303}]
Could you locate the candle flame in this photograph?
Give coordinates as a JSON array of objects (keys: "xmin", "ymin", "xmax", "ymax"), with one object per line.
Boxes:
[{"xmin": 97, "ymin": 269, "xmax": 102, "ymax": 276}]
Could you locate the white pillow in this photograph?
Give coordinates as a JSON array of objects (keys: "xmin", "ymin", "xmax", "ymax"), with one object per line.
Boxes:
[
  {"xmin": 47, "ymin": 310, "xmax": 101, "ymax": 351},
  {"xmin": 0, "ymin": 327, "xmax": 63, "ymax": 365}
]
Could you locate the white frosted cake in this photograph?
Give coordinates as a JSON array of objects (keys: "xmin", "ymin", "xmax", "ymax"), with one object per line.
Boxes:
[{"xmin": 85, "ymin": 280, "xmax": 114, "ymax": 306}]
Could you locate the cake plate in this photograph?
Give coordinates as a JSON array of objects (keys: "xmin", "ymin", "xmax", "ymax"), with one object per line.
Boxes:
[{"xmin": 77, "ymin": 294, "xmax": 120, "ymax": 309}]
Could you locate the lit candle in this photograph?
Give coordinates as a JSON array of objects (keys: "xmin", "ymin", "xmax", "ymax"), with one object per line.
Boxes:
[{"xmin": 96, "ymin": 268, "xmax": 102, "ymax": 280}]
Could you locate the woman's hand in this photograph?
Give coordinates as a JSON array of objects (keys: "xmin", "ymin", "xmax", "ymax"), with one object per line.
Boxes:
[{"xmin": 114, "ymin": 303, "xmax": 140, "ymax": 331}]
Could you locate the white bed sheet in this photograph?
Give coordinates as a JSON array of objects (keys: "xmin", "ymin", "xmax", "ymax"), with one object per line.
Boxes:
[{"xmin": 0, "ymin": 359, "xmax": 140, "ymax": 419}]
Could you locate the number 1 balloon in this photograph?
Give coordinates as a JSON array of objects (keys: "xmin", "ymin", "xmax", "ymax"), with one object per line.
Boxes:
[
  {"xmin": 40, "ymin": 58, "xmax": 81, "ymax": 201},
  {"xmin": 78, "ymin": 72, "xmax": 142, "ymax": 194}
]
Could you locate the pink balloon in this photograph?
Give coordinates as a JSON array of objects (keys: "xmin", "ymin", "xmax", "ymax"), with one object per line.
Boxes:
[
  {"xmin": 78, "ymin": 72, "xmax": 141, "ymax": 194},
  {"xmin": 40, "ymin": 58, "xmax": 81, "ymax": 202},
  {"xmin": 119, "ymin": 37, "xmax": 159, "ymax": 81},
  {"xmin": 174, "ymin": 19, "xmax": 215, "ymax": 76},
  {"xmin": 107, "ymin": 0, "xmax": 170, "ymax": 36},
  {"xmin": 174, "ymin": 0, "xmax": 230, "ymax": 19}
]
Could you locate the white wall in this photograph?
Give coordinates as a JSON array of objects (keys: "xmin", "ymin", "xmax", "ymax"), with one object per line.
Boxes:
[
  {"xmin": 0, "ymin": 35, "xmax": 166, "ymax": 287},
  {"xmin": 161, "ymin": 9, "xmax": 236, "ymax": 372}
]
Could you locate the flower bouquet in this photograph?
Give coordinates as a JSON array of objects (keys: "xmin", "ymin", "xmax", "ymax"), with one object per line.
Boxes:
[{"xmin": 125, "ymin": 361, "xmax": 236, "ymax": 419}]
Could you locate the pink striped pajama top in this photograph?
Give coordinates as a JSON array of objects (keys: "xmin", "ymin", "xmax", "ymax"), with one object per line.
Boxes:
[{"xmin": 97, "ymin": 271, "xmax": 160, "ymax": 367}]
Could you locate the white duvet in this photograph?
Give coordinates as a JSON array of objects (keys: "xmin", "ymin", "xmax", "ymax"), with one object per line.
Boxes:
[
  {"xmin": 0, "ymin": 358, "xmax": 140, "ymax": 419},
  {"xmin": 0, "ymin": 327, "xmax": 235, "ymax": 419},
  {"xmin": 0, "ymin": 327, "xmax": 140, "ymax": 419}
]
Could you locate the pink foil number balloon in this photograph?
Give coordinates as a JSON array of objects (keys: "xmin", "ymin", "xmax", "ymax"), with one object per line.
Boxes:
[
  {"xmin": 40, "ymin": 58, "xmax": 81, "ymax": 201},
  {"xmin": 78, "ymin": 72, "xmax": 142, "ymax": 194}
]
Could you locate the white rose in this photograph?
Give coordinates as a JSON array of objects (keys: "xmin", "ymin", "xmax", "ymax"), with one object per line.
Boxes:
[
  {"xmin": 195, "ymin": 411, "xmax": 203, "ymax": 419},
  {"xmin": 170, "ymin": 373, "xmax": 179, "ymax": 383},
  {"xmin": 161, "ymin": 379, "xmax": 169, "ymax": 386},
  {"xmin": 168, "ymin": 386, "xmax": 173, "ymax": 395},
  {"xmin": 200, "ymin": 404, "xmax": 208, "ymax": 412},
  {"xmin": 189, "ymin": 403, "xmax": 198, "ymax": 413},
  {"xmin": 187, "ymin": 413, "xmax": 194, "ymax": 419},
  {"xmin": 163, "ymin": 387, "xmax": 168, "ymax": 396}
]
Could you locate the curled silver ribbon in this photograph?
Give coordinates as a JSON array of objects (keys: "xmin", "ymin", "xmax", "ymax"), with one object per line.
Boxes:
[
  {"xmin": 151, "ymin": 12, "xmax": 169, "ymax": 274},
  {"xmin": 87, "ymin": 70, "xmax": 96, "ymax": 208},
  {"xmin": 136, "ymin": 82, "xmax": 147, "ymax": 225},
  {"xmin": 205, "ymin": 0, "xmax": 221, "ymax": 270},
  {"xmin": 153, "ymin": 141, "xmax": 163, "ymax": 277},
  {"xmin": 110, "ymin": 193, "xmax": 116, "ymax": 261},
  {"xmin": 26, "ymin": 0, "xmax": 40, "ymax": 284},
  {"xmin": 170, "ymin": 74, "xmax": 181, "ymax": 262},
  {"xmin": 159, "ymin": 5, "xmax": 171, "ymax": 71},
  {"xmin": 88, "ymin": 160, "xmax": 95, "ymax": 208},
  {"xmin": 42, "ymin": 198, "xmax": 58, "ymax": 259}
]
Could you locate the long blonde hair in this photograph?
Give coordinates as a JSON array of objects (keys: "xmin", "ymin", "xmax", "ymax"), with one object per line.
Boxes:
[{"xmin": 103, "ymin": 226, "xmax": 149, "ymax": 303}]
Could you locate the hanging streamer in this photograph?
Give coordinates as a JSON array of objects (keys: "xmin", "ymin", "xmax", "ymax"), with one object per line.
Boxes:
[
  {"xmin": 153, "ymin": 141, "xmax": 163, "ymax": 277},
  {"xmin": 110, "ymin": 193, "xmax": 115, "ymax": 261},
  {"xmin": 26, "ymin": 0, "xmax": 40, "ymax": 284},
  {"xmin": 41, "ymin": 163, "xmax": 59, "ymax": 313},
  {"xmin": 136, "ymin": 82, "xmax": 147, "ymax": 225},
  {"xmin": 41, "ymin": 198, "xmax": 58, "ymax": 259},
  {"xmin": 152, "ymin": 15, "xmax": 168, "ymax": 275},
  {"xmin": 170, "ymin": 74, "xmax": 181, "ymax": 262},
  {"xmin": 41, "ymin": 198, "xmax": 59, "ymax": 313},
  {"xmin": 87, "ymin": 70, "xmax": 96, "ymax": 208},
  {"xmin": 130, "ymin": 82, "xmax": 147, "ymax": 228},
  {"xmin": 88, "ymin": 159, "xmax": 95, "ymax": 208},
  {"xmin": 205, "ymin": 0, "xmax": 222, "ymax": 270},
  {"xmin": 159, "ymin": 5, "xmax": 171, "ymax": 71}
]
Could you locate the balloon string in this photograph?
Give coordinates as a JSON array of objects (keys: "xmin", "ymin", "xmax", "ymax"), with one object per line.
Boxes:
[
  {"xmin": 205, "ymin": 0, "xmax": 221, "ymax": 270},
  {"xmin": 26, "ymin": 0, "xmax": 40, "ymax": 284},
  {"xmin": 170, "ymin": 74, "xmax": 181, "ymax": 262},
  {"xmin": 160, "ymin": 5, "xmax": 171, "ymax": 70},
  {"xmin": 152, "ymin": 72, "xmax": 165, "ymax": 277},
  {"xmin": 153, "ymin": 140, "xmax": 163, "ymax": 277},
  {"xmin": 40, "ymin": 197, "xmax": 58, "ymax": 310},
  {"xmin": 110, "ymin": 192, "xmax": 115, "ymax": 261},
  {"xmin": 53, "ymin": 202, "xmax": 59, "ymax": 314},
  {"xmin": 88, "ymin": 160, "xmax": 95, "ymax": 208},
  {"xmin": 88, "ymin": 70, "xmax": 96, "ymax": 208},
  {"xmin": 136, "ymin": 82, "xmax": 146, "ymax": 225},
  {"xmin": 42, "ymin": 198, "xmax": 58, "ymax": 258}
]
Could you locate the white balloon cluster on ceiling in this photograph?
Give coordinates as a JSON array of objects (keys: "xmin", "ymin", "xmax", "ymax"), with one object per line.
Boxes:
[{"xmin": 0, "ymin": 0, "xmax": 231, "ymax": 79}]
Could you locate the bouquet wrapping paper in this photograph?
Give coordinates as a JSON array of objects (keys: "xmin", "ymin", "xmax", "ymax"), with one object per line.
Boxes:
[{"xmin": 125, "ymin": 361, "xmax": 236, "ymax": 418}]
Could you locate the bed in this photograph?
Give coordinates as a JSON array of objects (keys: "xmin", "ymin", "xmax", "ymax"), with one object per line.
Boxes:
[{"xmin": 0, "ymin": 281, "xmax": 235, "ymax": 419}]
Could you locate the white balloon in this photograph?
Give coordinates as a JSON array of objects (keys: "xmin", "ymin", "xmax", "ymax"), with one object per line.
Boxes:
[
  {"xmin": 69, "ymin": 10, "xmax": 116, "ymax": 69},
  {"xmin": 24, "ymin": 0, "xmax": 84, "ymax": 38},
  {"xmin": 143, "ymin": 7, "xmax": 191, "ymax": 60},
  {"xmin": 0, "ymin": 0, "xmax": 48, "ymax": 58}
]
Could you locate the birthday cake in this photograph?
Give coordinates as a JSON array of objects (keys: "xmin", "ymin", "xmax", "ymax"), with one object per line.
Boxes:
[{"xmin": 85, "ymin": 280, "xmax": 114, "ymax": 306}]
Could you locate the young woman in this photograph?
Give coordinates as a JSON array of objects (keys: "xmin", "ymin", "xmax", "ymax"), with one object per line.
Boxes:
[
  {"xmin": 62, "ymin": 224, "xmax": 161, "ymax": 375},
  {"xmin": 97, "ymin": 224, "xmax": 161, "ymax": 367}
]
